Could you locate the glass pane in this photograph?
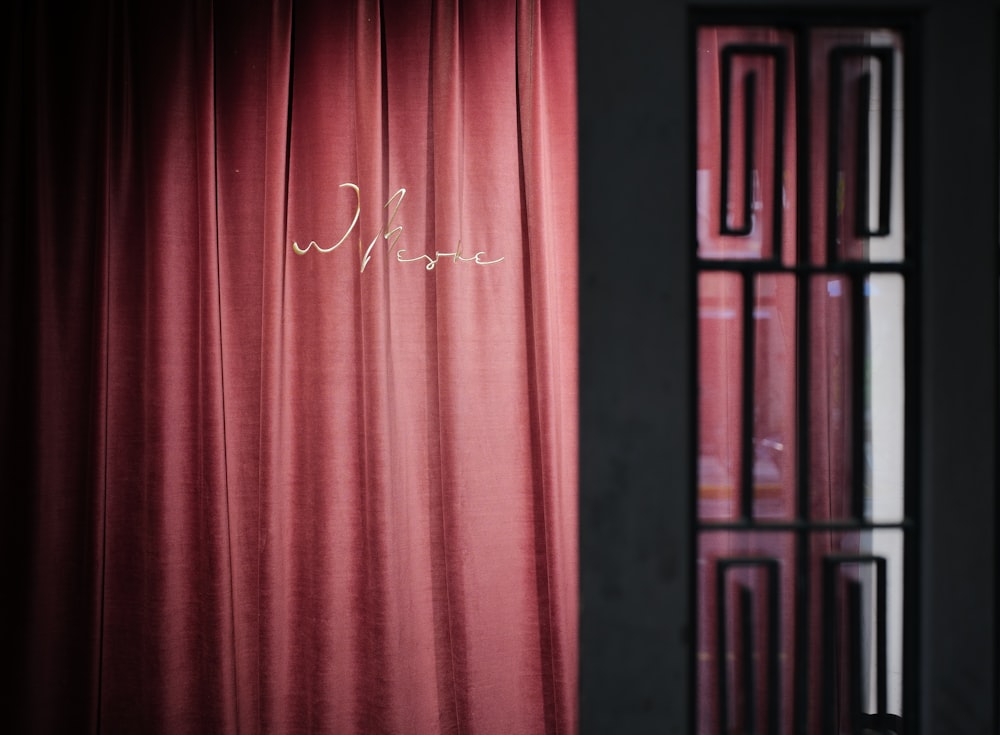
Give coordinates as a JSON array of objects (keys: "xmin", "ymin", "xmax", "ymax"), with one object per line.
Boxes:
[
  {"xmin": 753, "ymin": 274, "xmax": 798, "ymax": 520},
  {"xmin": 696, "ymin": 27, "xmax": 797, "ymax": 264},
  {"xmin": 698, "ymin": 273, "xmax": 799, "ymax": 522},
  {"xmin": 804, "ymin": 530, "xmax": 905, "ymax": 732},
  {"xmin": 809, "ymin": 275, "xmax": 857, "ymax": 521},
  {"xmin": 808, "ymin": 29, "xmax": 905, "ymax": 265},
  {"xmin": 697, "ymin": 528, "xmax": 905, "ymax": 734},
  {"xmin": 810, "ymin": 274, "xmax": 905, "ymax": 522},
  {"xmin": 868, "ymin": 275, "xmax": 905, "ymax": 522},
  {"xmin": 697, "ymin": 531, "xmax": 796, "ymax": 735},
  {"xmin": 698, "ymin": 272, "xmax": 743, "ymax": 520}
]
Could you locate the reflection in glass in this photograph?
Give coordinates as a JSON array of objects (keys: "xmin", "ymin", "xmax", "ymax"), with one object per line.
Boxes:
[
  {"xmin": 698, "ymin": 272, "xmax": 743, "ymax": 521},
  {"xmin": 696, "ymin": 27, "xmax": 797, "ymax": 264},
  {"xmin": 752, "ymin": 274, "xmax": 797, "ymax": 520}
]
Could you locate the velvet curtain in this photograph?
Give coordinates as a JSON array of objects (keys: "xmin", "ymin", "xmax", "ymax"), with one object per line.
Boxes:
[{"xmin": 1, "ymin": 1, "xmax": 577, "ymax": 732}]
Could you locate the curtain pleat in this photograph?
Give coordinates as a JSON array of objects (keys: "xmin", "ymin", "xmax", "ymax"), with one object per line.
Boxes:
[{"xmin": 3, "ymin": 1, "xmax": 577, "ymax": 733}]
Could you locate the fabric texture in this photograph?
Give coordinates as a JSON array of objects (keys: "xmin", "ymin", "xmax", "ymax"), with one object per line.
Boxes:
[{"xmin": 1, "ymin": 1, "xmax": 577, "ymax": 733}]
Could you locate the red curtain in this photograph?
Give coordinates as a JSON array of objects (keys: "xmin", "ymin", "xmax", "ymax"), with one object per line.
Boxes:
[{"xmin": 1, "ymin": 1, "xmax": 577, "ymax": 733}]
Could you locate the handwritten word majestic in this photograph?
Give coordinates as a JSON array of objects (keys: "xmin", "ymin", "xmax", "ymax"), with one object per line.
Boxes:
[{"xmin": 292, "ymin": 184, "xmax": 504, "ymax": 273}]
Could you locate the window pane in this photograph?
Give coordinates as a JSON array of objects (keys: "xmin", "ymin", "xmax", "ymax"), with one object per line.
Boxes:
[{"xmin": 696, "ymin": 27, "xmax": 796, "ymax": 264}]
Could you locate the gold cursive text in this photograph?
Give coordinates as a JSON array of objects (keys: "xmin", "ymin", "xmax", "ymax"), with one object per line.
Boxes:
[
  {"xmin": 291, "ymin": 184, "xmax": 504, "ymax": 272},
  {"xmin": 396, "ymin": 239, "xmax": 504, "ymax": 270}
]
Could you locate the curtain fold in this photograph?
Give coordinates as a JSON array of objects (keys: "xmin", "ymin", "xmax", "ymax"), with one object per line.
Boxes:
[{"xmin": 2, "ymin": 1, "xmax": 577, "ymax": 733}]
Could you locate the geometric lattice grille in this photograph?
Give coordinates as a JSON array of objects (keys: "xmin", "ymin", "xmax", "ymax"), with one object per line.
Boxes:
[{"xmin": 694, "ymin": 20, "xmax": 914, "ymax": 734}]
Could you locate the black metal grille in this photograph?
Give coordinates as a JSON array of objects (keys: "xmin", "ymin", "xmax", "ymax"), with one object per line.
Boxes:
[{"xmin": 693, "ymin": 16, "xmax": 917, "ymax": 735}]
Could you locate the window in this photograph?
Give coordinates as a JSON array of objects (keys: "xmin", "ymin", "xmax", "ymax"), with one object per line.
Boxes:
[{"xmin": 695, "ymin": 19, "xmax": 912, "ymax": 733}]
